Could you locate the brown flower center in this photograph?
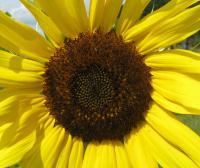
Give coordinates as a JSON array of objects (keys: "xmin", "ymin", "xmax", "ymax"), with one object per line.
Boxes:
[
  {"xmin": 43, "ymin": 30, "xmax": 152, "ymax": 142},
  {"xmin": 70, "ymin": 64, "xmax": 118, "ymax": 111}
]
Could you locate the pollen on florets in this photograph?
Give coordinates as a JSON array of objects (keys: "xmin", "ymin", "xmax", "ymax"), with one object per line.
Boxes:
[{"xmin": 43, "ymin": 30, "xmax": 152, "ymax": 142}]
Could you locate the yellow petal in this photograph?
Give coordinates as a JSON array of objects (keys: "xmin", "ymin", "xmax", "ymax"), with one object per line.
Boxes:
[
  {"xmin": 0, "ymin": 10, "xmax": 54, "ymax": 62},
  {"xmin": 125, "ymin": 128, "xmax": 158, "ymax": 168},
  {"xmin": 141, "ymin": 124, "xmax": 198, "ymax": 168},
  {"xmin": 20, "ymin": 117, "xmax": 55, "ymax": 168},
  {"xmin": 0, "ymin": 94, "xmax": 44, "ymax": 119},
  {"xmin": 56, "ymin": 134, "xmax": 73, "ymax": 168},
  {"xmin": 151, "ymin": 70, "xmax": 200, "ymax": 111},
  {"xmin": 0, "ymin": 123, "xmax": 13, "ymax": 150},
  {"xmin": 123, "ymin": 0, "xmax": 199, "ymax": 43},
  {"xmin": 66, "ymin": 0, "xmax": 89, "ymax": 33},
  {"xmin": 114, "ymin": 142, "xmax": 132, "ymax": 168},
  {"xmin": 1, "ymin": 107, "xmax": 45, "ymax": 148},
  {"xmin": 68, "ymin": 138, "xmax": 84, "ymax": 168},
  {"xmin": 89, "ymin": 0, "xmax": 106, "ymax": 32},
  {"xmin": 0, "ymin": 66, "xmax": 42, "ymax": 87},
  {"xmin": 0, "ymin": 95, "xmax": 46, "ymax": 167},
  {"xmin": 36, "ymin": 0, "xmax": 88, "ymax": 38},
  {"xmin": 0, "ymin": 34, "xmax": 49, "ymax": 63},
  {"xmin": 151, "ymin": 91, "xmax": 200, "ymax": 115},
  {"xmin": 96, "ymin": 141, "xmax": 117, "ymax": 168},
  {"xmin": 136, "ymin": 5, "xmax": 200, "ymax": 54},
  {"xmin": 82, "ymin": 142, "xmax": 98, "ymax": 168},
  {"xmin": 0, "ymin": 105, "xmax": 43, "ymax": 144},
  {"xmin": 145, "ymin": 49, "xmax": 200, "ymax": 73},
  {"xmin": 0, "ymin": 87, "xmax": 42, "ymax": 105},
  {"xmin": 82, "ymin": 141, "xmax": 117, "ymax": 168},
  {"xmin": 20, "ymin": 0, "xmax": 64, "ymax": 46},
  {"xmin": 100, "ymin": 0, "xmax": 122, "ymax": 33},
  {"xmin": 0, "ymin": 49, "xmax": 43, "ymax": 88},
  {"xmin": 0, "ymin": 95, "xmax": 45, "ymax": 149},
  {"xmin": 146, "ymin": 103, "xmax": 200, "ymax": 166},
  {"xmin": 0, "ymin": 34, "xmax": 18, "ymax": 54},
  {"xmin": 0, "ymin": 50, "xmax": 44, "ymax": 72},
  {"xmin": 41, "ymin": 126, "xmax": 66, "ymax": 168},
  {"xmin": 0, "ymin": 130, "xmax": 36, "ymax": 168},
  {"xmin": 116, "ymin": 0, "xmax": 150, "ymax": 35},
  {"xmin": 0, "ymin": 123, "xmax": 12, "ymax": 137}
]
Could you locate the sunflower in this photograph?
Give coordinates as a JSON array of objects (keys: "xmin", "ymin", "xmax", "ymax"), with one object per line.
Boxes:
[{"xmin": 0, "ymin": 0, "xmax": 200, "ymax": 167}]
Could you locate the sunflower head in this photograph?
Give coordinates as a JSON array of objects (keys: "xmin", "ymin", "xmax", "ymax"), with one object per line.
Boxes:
[{"xmin": 0, "ymin": 0, "xmax": 200, "ymax": 167}]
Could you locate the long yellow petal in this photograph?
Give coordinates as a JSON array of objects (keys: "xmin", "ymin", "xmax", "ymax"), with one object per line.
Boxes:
[
  {"xmin": 0, "ymin": 66, "xmax": 42, "ymax": 87},
  {"xmin": 0, "ymin": 95, "xmax": 46, "ymax": 167},
  {"xmin": 0, "ymin": 50, "xmax": 43, "ymax": 88},
  {"xmin": 151, "ymin": 91, "xmax": 200, "ymax": 115},
  {"xmin": 36, "ymin": 0, "xmax": 88, "ymax": 38},
  {"xmin": 41, "ymin": 126, "xmax": 66, "ymax": 168},
  {"xmin": 20, "ymin": 117, "xmax": 55, "ymax": 168},
  {"xmin": 0, "ymin": 123, "xmax": 12, "ymax": 138},
  {"xmin": 147, "ymin": 50, "xmax": 200, "ymax": 115},
  {"xmin": 96, "ymin": 141, "xmax": 117, "ymax": 168},
  {"xmin": 0, "ymin": 87, "xmax": 42, "ymax": 106},
  {"xmin": 0, "ymin": 50, "xmax": 44, "ymax": 72},
  {"xmin": 89, "ymin": 0, "xmax": 106, "ymax": 32},
  {"xmin": 0, "ymin": 34, "xmax": 49, "ymax": 63},
  {"xmin": 100, "ymin": 0, "xmax": 122, "ymax": 33},
  {"xmin": 56, "ymin": 134, "xmax": 73, "ymax": 168},
  {"xmin": 82, "ymin": 141, "xmax": 117, "ymax": 168},
  {"xmin": 151, "ymin": 71, "xmax": 200, "ymax": 111},
  {"xmin": 0, "ymin": 95, "xmax": 45, "ymax": 148},
  {"xmin": 141, "ymin": 124, "xmax": 198, "ymax": 168},
  {"xmin": 20, "ymin": 0, "xmax": 64, "ymax": 46},
  {"xmin": 0, "ymin": 38, "xmax": 48, "ymax": 63},
  {"xmin": 0, "ymin": 130, "xmax": 36, "ymax": 167},
  {"xmin": 82, "ymin": 142, "xmax": 98, "ymax": 168},
  {"xmin": 146, "ymin": 103, "xmax": 200, "ymax": 166},
  {"xmin": 114, "ymin": 142, "xmax": 131, "ymax": 168},
  {"xmin": 116, "ymin": 0, "xmax": 150, "ymax": 35},
  {"xmin": 123, "ymin": 0, "xmax": 199, "ymax": 43},
  {"xmin": 145, "ymin": 49, "xmax": 200, "ymax": 73},
  {"xmin": 0, "ymin": 35, "xmax": 18, "ymax": 55},
  {"xmin": 68, "ymin": 138, "xmax": 84, "ymax": 168},
  {"xmin": 66, "ymin": 0, "xmax": 89, "ymax": 33},
  {"xmin": 136, "ymin": 5, "xmax": 200, "ymax": 54},
  {"xmin": 0, "ymin": 10, "xmax": 54, "ymax": 62},
  {"xmin": 0, "ymin": 94, "xmax": 44, "ymax": 119},
  {"xmin": 2, "ymin": 105, "xmax": 46, "ymax": 147},
  {"xmin": 125, "ymin": 128, "xmax": 158, "ymax": 168}
]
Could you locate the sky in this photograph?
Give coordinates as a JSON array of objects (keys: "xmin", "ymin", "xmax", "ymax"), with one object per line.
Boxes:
[{"xmin": 0, "ymin": 0, "xmax": 90, "ymax": 29}]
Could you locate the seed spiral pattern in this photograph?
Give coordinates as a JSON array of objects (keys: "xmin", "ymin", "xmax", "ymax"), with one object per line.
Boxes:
[{"xmin": 70, "ymin": 64, "xmax": 117, "ymax": 111}]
